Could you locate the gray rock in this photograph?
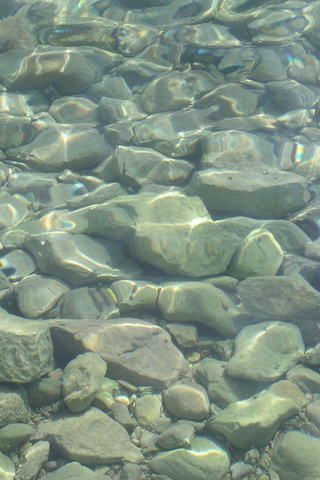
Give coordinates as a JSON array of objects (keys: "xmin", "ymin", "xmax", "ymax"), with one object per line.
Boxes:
[
  {"xmin": 156, "ymin": 422, "xmax": 195, "ymax": 450},
  {"xmin": 227, "ymin": 229, "xmax": 284, "ymax": 279},
  {"xmin": 237, "ymin": 275, "xmax": 320, "ymax": 321},
  {"xmin": 302, "ymin": 343, "xmax": 320, "ymax": 365},
  {"xmin": 0, "ymin": 193, "xmax": 28, "ymax": 229},
  {"xmin": 0, "ymin": 424, "xmax": 33, "ymax": 453},
  {"xmin": 88, "ymin": 75, "xmax": 131, "ymax": 100},
  {"xmin": 27, "ymin": 377, "xmax": 62, "ymax": 407},
  {"xmin": 207, "ymin": 380, "xmax": 306, "ymax": 449},
  {"xmin": 110, "ymin": 401, "xmax": 137, "ymax": 431},
  {"xmin": 24, "ymin": 232, "xmax": 141, "ymax": 286},
  {"xmin": 166, "ymin": 323, "xmax": 198, "ymax": 349},
  {"xmin": 306, "ymin": 398, "xmax": 320, "ymax": 428},
  {"xmin": 50, "ymin": 318, "xmax": 188, "ymax": 389},
  {"xmin": 0, "ymin": 249, "xmax": 37, "ymax": 281},
  {"xmin": 226, "ymin": 321, "xmax": 305, "ymax": 382},
  {"xmin": 269, "ymin": 431, "xmax": 320, "ymax": 480},
  {"xmin": 163, "ymin": 381, "xmax": 210, "ymax": 421},
  {"xmin": 134, "ymin": 395, "xmax": 161, "ymax": 427},
  {"xmin": 0, "ymin": 313, "xmax": 54, "ymax": 383},
  {"xmin": 286, "ymin": 364, "xmax": 320, "ymax": 393},
  {"xmin": 195, "ymin": 358, "xmax": 259, "ymax": 409},
  {"xmin": 60, "ymin": 288, "xmax": 101, "ymax": 319},
  {"xmin": 121, "ymin": 463, "xmax": 141, "ymax": 480},
  {"xmin": 92, "ymin": 378, "xmax": 120, "ymax": 411},
  {"xmin": 15, "ymin": 441, "xmax": 50, "ymax": 480},
  {"xmin": 0, "ymin": 114, "xmax": 32, "ymax": 151},
  {"xmin": 150, "ymin": 436, "xmax": 230, "ymax": 480},
  {"xmin": 230, "ymin": 461, "xmax": 254, "ymax": 480},
  {"xmin": 13, "ymin": 274, "xmax": 70, "ymax": 319},
  {"xmin": 158, "ymin": 282, "xmax": 251, "ymax": 337},
  {"xmin": 62, "ymin": 352, "xmax": 107, "ymax": 412},
  {"xmin": 111, "ymin": 280, "xmax": 159, "ymax": 313},
  {"xmin": 0, "ymin": 451, "xmax": 15, "ymax": 480},
  {"xmin": 6, "ymin": 125, "xmax": 107, "ymax": 172},
  {"xmin": 65, "ymin": 183, "xmax": 127, "ymax": 209},
  {"xmin": 141, "ymin": 73, "xmax": 193, "ymax": 113},
  {"xmin": 38, "ymin": 462, "xmax": 111, "ymax": 480},
  {"xmin": 187, "ymin": 169, "xmax": 311, "ymax": 218},
  {"xmin": 31, "ymin": 407, "xmax": 143, "ymax": 466},
  {"xmin": 49, "ymin": 96, "xmax": 100, "ymax": 125},
  {"xmin": 110, "ymin": 145, "xmax": 194, "ymax": 188},
  {"xmin": 0, "ymin": 385, "xmax": 30, "ymax": 428},
  {"xmin": 99, "ymin": 97, "xmax": 146, "ymax": 123}
]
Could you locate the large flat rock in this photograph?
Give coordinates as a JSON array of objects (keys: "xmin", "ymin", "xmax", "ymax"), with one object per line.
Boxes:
[
  {"xmin": 31, "ymin": 407, "xmax": 143, "ymax": 466},
  {"xmin": 49, "ymin": 318, "xmax": 189, "ymax": 389},
  {"xmin": 0, "ymin": 312, "xmax": 54, "ymax": 383}
]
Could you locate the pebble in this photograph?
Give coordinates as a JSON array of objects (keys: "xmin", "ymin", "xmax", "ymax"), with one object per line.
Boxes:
[{"xmin": 163, "ymin": 381, "xmax": 210, "ymax": 421}]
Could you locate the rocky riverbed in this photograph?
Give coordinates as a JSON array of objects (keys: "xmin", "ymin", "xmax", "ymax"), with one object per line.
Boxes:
[{"xmin": 1, "ymin": 0, "xmax": 320, "ymax": 479}]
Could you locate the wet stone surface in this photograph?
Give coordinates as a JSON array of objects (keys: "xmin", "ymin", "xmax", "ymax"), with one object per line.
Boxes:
[{"xmin": 1, "ymin": 1, "xmax": 320, "ymax": 480}]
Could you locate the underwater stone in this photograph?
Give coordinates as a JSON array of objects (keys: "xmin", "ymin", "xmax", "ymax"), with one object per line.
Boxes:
[
  {"xmin": 163, "ymin": 381, "xmax": 210, "ymax": 421},
  {"xmin": 38, "ymin": 462, "xmax": 110, "ymax": 480},
  {"xmin": 226, "ymin": 321, "xmax": 305, "ymax": 382},
  {"xmin": 141, "ymin": 73, "xmax": 193, "ymax": 113},
  {"xmin": 187, "ymin": 169, "xmax": 311, "ymax": 218},
  {"xmin": 49, "ymin": 96, "xmax": 100, "ymax": 125},
  {"xmin": 0, "ymin": 313, "xmax": 54, "ymax": 384}
]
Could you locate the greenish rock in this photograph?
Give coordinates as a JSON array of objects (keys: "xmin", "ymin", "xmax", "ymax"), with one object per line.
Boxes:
[
  {"xmin": 134, "ymin": 395, "xmax": 161, "ymax": 427},
  {"xmin": 99, "ymin": 97, "xmax": 146, "ymax": 123},
  {"xmin": 50, "ymin": 318, "xmax": 188, "ymax": 389},
  {"xmin": 24, "ymin": 232, "xmax": 141, "ymax": 286},
  {"xmin": 0, "ymin": 193, "xmax": 28, "ymax": 230},
  {"xmin": 15, "ymin": 440, "xmax": 50, "ymax": 480},
  {"xmin": 156, "ymin": 422, "xmax": 195, "ymax": 450},
  {"xmin": 195, "ymin": 358, "xmax": 259, "ymax": 409},
  {"xmin": 87, "ymin": 191, "xmax": 210, "ymax": 240},
  {"xmin": 92, "ymin": 378, "xmax": 120, "ymax": 411},
  {"xmin": 150, "ymin": 436, "xmax": 230, "ymax": 480},
  {"xmin": 227, "ymin": 229, "xmax": 284, "ymax": 279},
  {"xmin": 237, "ymin": 275, "xmax": 320, "ymax": 321},
  {"xmin": 110, "ymin": 401, "xmax": 137, "ymax": 431},
  {"xmin": 0, "ymin": 385, "xmax": 30, "ymax": 428},
  {"xmin": 0, "ymin": 313, "xmax": 54, "ymax": 383},
  {"xmin": 6, "ymin": 125, "xmax": 107, "ymax": 172},
  {"xmin": 111, "ymin": 280, "xmax": 159, "ymax": 312},
  {"xmin": 27, "ymin": 377, "xmax": 62, "ymax": 407},
  {"xmin": 166, "ymin": 323, "xmax": 198, "ymax": 349},
  {"xmin": 60, "ymin": 287, "xmax": 101, "ymax": 319},
  {"xmin": 88, "ymin": 75, "xmax": 131, "ymax": 100},
  {"xmin": 226, "ymin": 321, "xmax": 305, "ymax": 382},
  {"xmin": 269, "ymin": 431, "xmax": 320, "ymax": 480},
  {"xmin": 0, "ymin": 249, "xmax": 37, "ymax": 281},
  {"xmin": 286, "ymin": 364, "xmax": 320, "ymax": 394},
  {"xmin": 305, "ymin": 237, "xmax": 320, "ymax": 260},
  {"xmin": 0, "ymin": 114, "xmax": 31, "ymax": 151},
  {"xmin": 163, "ymin": 381, "xmax": 210, "ymax": 421},
  {"xmin": 110, "ymin": 145, "xmax": 194, "ymax": 188},
  {"xmin": 0, "ymin": 451, "xmax": 15, "ymax": 480},
  {"xmin": 141, "ymin": 73, "xmax": 193, "ymax": 114},
  {"xmin": 158, "ymin": 282, "xmax": 251, "ymax": 337},
  {"xmin": 62, "ymin": 352, "xmax": 107, "ymax": 413},
  {"xmin": 66, "ymin": 183, "xmax": 127, "ymax": 209},
  {"xmin": 120, "ymin": 463, "xmax": 141, "ymax": 480},
  {"xmin": 31, "ymin": 407, "xmax": 144, "ymax": 466},
  {"xmin": 203, "ymin": 276, "xmax": 238, "ymax": 292},
  {"xmin": 49, "ymin": 96, "xmax": 100, "ymax": 125},
  {"xmin": 302, "ymin": 343, "xmax": 320, "ymax": 365},
  {"xmin": 0, "ymin": 424, "xmax": 33, "ymax": 453},
  {"xmin": 13, "ymin": 274, "xmax": 70, "ymax": 318},
  {"xmin": 187, "ymin": 169, "xmax": 311, "ymax": 218},
  {"xmin": 39, "ymin": 462, "xmax": 111, "ymax": 480},
  {"xmin": 207, "ymin": 380, "xmax": 305, "ymax": 449}
]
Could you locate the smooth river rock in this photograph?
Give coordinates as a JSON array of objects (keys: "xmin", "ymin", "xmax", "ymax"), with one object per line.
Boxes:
[
  {"xmin": 49, "ymin": 318, "xmax": 189, "ymax": 389},
  {"xmin": 226, "ymin": 321, "xmax": 305, "ymax": 382},
  {"xmin": 163, "ymin": 381, "xmax": 210, "ymax": 421}
]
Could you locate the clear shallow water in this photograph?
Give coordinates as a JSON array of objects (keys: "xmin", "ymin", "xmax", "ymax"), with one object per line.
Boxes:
[{"xmin": 1, "ymin": 0, "xmax": 320, "ymax": 479}]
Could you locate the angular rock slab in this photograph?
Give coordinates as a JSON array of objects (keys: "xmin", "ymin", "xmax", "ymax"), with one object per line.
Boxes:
[
  {"xmin": 24, "ymin": 232, "xmax": 141, "ymax": 286},
  {"xmin": 207, "ymin": 380, "xmax": 306, "ymax": 449},
  {"xmin": 0, "ymin": 312, "xmax": 54, "ymax": 383},
  {"xmin": 187, "ymin": 169, "xmax": 311, "ymax": 218},
  {"xmin": 39, "ymin": 462, "xmax": 111, "ymax": 480},
  {"xmin": 226, "ymin": 321, "xmax": 305, "ymax": 382},
  {"xmin": 150, "ymin": 436, "xmax": 230, "ymax": 480},
  {"xmin": 270, "ymin": 431, "xmax": 320, "ymax": 480},
  {"xmin": 6, "ymin": 125, "xmax": 107, "ymax": 173},
  {"xmin": 62, "ymin": 352, "xmax": 107, "ymax": 413},
  {"xmin": 237, "ymin": 275, "xmax": 320, "ymax": 321},
  {"xmin": 130, "ymin": 219, "xmax": 240, "ymax": 277},
  {"xmin": 158, "ymin": 281, "xmax": 251, "ymax": 337},
  {"xmin": 49, "ymin": 318, "xmax": 188, "ymax": 389},
  {"xmin": 31, "ymin": 407, "xmax": 143, "ymax": 466}
]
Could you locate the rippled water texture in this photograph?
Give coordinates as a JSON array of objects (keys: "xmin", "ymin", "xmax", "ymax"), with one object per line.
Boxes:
[{"xmin": 1, "ymin": 1, "xmax": 320, "ymax": 479}]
